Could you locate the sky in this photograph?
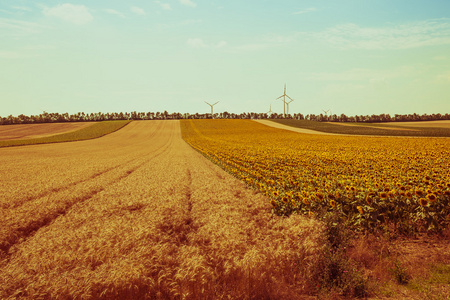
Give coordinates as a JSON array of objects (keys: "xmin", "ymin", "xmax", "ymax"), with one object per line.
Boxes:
[{"xmin": 1, "ymin": 0, "xmax": 450, "ymax": 117}]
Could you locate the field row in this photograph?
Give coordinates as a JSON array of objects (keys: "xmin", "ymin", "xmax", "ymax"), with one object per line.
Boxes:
[{"xmin": 181, "ymin": 119, "xmax": 450, "ymax": 233}]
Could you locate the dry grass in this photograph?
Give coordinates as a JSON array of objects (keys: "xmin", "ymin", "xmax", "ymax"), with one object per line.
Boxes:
[{"xmin": 0, "ymin": 120, "xmax": 325, "ymax": 299}]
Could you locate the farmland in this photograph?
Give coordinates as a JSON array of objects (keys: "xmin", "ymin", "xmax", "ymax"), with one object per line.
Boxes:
[
  {"xmin": 181, "ymin": 119, "xmax": 450, "ymax": 234},
  {"xmin": 0, "ymin": 120, "xmax": 130, "ymax": 148},
  {"xmin": 271, "ymin": 119, "xmax": 450, "ymax": 137},
  {"xmin": 0, "ymin": 120, "xmax": 325, "ymax": 299},
  {"xmin": 1, "ymin": 119, "xmax": 449, "ymax": 299}
]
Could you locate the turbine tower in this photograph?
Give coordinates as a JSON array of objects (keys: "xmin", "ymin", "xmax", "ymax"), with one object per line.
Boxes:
[
  {"xmin": 267, "ymin": 104, "xmax": 273, "ymax": 114},
  {"xmin": 205, "ymin": 101, "xmax": 219, "ymax": 118},
  {"xmin": 322, "ymin": 109, "xmax": 331, "ymax": 120},
  {"xmin": 276, "ymin": 84, "xmax": 294, "ymax": 117}
]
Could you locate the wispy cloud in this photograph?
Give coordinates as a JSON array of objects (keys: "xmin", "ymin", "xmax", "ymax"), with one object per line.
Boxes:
[
  {"xmin": 11, "ymin": 6, "xmax": 32, "ymax": 12},
  {"xmin": 154, "ymin": 1, "xmax": 172, "ymax": 11},
  {"xmin": 42, "ymin": 4, "xmax": 93, "ymax": 25},
  {"xmin": 315, "ymin": 19, "xmax": 450, "ymax": 50},
  {"xmin": 187, "ymin": 38, "xmax": 226, "ymax": 49},
  {"xmin": 0, "ymin": 51, "xmax": 22, "ymax": 59},
  {"xmin": 293, "ymin": 7, "xmax": 316, "ymax": 15},
  {"xmin": 104, "ymin": 8, "xmax": 125, "ymax": 18},
  {"xmin": 179, "ymin": 0, "xmax": 197, "ymax": 8},
  {"xmin": 0, "ymin": 17, "xmax": 46, "ymax": 35},
  {"xmin": 130, "ymin": 6, "xmax": 146, "ymax": 15}
]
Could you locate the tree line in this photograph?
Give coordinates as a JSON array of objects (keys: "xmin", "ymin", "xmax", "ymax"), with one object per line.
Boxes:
[{"xmin": 1, "ymin": 111, "xmax": 449, "ymax": 125}]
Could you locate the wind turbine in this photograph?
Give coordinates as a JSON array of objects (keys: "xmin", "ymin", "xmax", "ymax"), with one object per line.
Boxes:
[
  {"xmin": 276, "ymin": 84, "xmax": 294, "ymax": 117},
  {"xmin": 267, "ymin": 104, "xmax": 273, "ymax": 114},
  {"xmin": 322, "ymin": 109, "xmax": 331, "ymax": 121},
  {"xmin": 205, "ymin": 101, "xmax": 219, "ymax": 118}
]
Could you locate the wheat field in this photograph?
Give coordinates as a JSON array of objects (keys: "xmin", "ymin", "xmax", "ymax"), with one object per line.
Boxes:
[{"xmin": 0, "ymin": 120, "xmax": 324, "ymax": 299}]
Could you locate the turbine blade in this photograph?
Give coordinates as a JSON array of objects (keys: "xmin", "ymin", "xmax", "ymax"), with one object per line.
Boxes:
[{"xmin": 286, "ymin": 95, "xmax": 294, "ymax": 101}]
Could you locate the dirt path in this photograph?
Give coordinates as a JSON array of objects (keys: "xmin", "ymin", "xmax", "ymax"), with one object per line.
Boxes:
[
  {"xmin": 254, "ymin": 119, "xmax": 345, "ymax": 135},
  {"xmin": 0, "ymin": 120, "xmax": 323, "ymax": 299}
]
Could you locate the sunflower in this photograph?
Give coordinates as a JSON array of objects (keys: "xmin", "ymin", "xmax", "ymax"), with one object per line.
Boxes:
[
  {"xmin": 316, "ymin": 193, "xmax": 324, "ymax": 201},
  {"xmin": 357, "ymin": 206, "xmax": 364, "ymax": 214},
  {"xmin": 282, "ymin": 196, "xmax": 289, "ymax": 204},
  {"xmin": 419, "ymin": 198, "xmax": 428, "ymax": 207},
  {"xmin": 415, "ymin": 189, "xmax": 424, "ymax": 197},
  {"xmin": 302, "ymin": 197, "xmax": 310, "ymax": 205},
  {"xmin": 445, "ymin": 190, "xmax": 450, "ymax": 196},
  {"xmin": 426, "ymin": 194, "xmax": 437, "ymax": 202},
  {"xmin": 380, "ymin": 192, "xmax": 388, "ymax": 199},
  {"xmin": 272, "ymin": 190, "xmax": 279, "ymax": 197},
  {"xmin": 405, "ymin": 191, "xmax": 413, "ymax": 199},
  {"xmin": 330, "ymin": 200, "xmax": 336, "ymax": 208},
  {"xmin": 366, "ymin": 195, "xmax": 373, "ymax": 205},
  {"xmin": 270, "ymin": 199, "xmax": 277, "ymax": 207}
]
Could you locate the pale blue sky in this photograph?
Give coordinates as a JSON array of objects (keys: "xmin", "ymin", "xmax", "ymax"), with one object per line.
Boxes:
[{"xmin": 1, "ymin": 1, "xmax": 450, "ymax": 117}]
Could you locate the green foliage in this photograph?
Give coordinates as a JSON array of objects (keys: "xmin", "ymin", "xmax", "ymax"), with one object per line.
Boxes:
[
  {"xmin": 0, "ymin": 120, "xmax": 131, "ymax": 148},
  {"xmin": 312, "ymin": 211, "xmax": 370, "ymax": 298},
  {"xmin": 390, "ymin": 260, "xmax": 411, "ymax": 285}
]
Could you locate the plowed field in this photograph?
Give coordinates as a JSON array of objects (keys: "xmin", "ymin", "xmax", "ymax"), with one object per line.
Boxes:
[{"xmin": 0, "ymin": 120, "xmax": 323, "ymax": 299}]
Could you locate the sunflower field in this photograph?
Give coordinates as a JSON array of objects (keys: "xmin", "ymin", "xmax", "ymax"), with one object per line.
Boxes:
[{"xmin": 181, "ymin": 119, "xmax": 450, "ymax": 234}]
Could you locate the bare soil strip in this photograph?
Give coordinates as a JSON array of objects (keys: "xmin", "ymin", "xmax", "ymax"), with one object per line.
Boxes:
[
  {"xmin": 0, "ymin": 120, "xmax": 323, "ymax": 299},
  {"xmin": 0, "ymin": 122, "xmax": 95, "ymax": 141},
  {"xmin": 255, "ymin": 119, "xmax": 345, "ymax": 135}
]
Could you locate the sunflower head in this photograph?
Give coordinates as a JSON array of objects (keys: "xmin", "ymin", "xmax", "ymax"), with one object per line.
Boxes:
[
  {"xmin": 415, "ymin": 189, "xmax": 424, "ymax": 197},
  {"xmin": 302, "ymin": 197, "xmax": 310, "ymax": 205},
  {"xmin": 270, "ymin": 199, "xmax": 277, "ymax": 207},
  {"xmin": 426, "ymin": 194, "xmax": 437, "ymax": 202},
  {"xmin": 419, "ymin": 198, "xmax": 428, "ymax": 207},
  {"xmin": 366, "ymin": 195, "xmax": 373, "ymax": 205},
  {"xmin": 380, "ymin": 192, "xmax": 388, "ymax": 199},
  {"xmin": 330, "ymin": 200, "xmax": 336, "ymax": 208}
]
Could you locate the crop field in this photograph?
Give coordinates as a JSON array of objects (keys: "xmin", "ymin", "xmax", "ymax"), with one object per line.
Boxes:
[
  {"xmin": 272, "ymin": 119, "xmax": 450, "ymax": 137},
  {"xmin": 0, "ymin": 122, "xmax": 94, "ymax": 141},
  {"xmin": 181, "ymin": 119, "xmax": 450, "ymax": 234},
  {"xmin": 0, "ymin": 120, "xmax": 325, "ymax": 299},
  {"xmin": 0, "ymin": 120, "xmax": 130, "ymax": 148}
]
